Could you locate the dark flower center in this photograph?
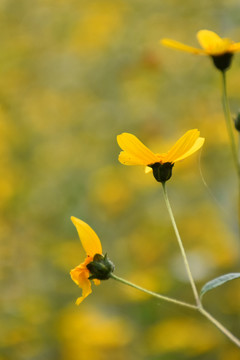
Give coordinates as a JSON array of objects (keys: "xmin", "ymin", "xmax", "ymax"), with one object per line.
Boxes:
[{"xmin": 148, "ymin": 162, "xmax": 174, "ymax": 183}]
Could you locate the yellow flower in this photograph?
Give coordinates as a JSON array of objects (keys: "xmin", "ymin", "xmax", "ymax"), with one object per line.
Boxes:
[
  {"xmin": 70, "ymin": 217, "xmax": 114, "ymax": 305},
  {"xmin": 161, "ymin": 30, "xmax": 240, "ymax": 71},
  {"xmin": 117, "ymin": 129, "xmax": 204, "ymax": 183}
]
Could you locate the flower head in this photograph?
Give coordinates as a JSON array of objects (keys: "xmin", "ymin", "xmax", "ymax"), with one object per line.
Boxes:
[
  {"xmin": 161, "ymin": 30, "xmax": 240, "ymax": 71},
  {"xmin": 70, "ymin": 216, "xmax": 114, "ymax": 305},
  {"xmin": 117, "ymin": 129, "xmax": 204, "ymax": 183}
]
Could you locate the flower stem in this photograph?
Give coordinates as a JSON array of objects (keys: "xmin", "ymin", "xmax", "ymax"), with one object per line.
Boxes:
[
  {"xmin": 162, "ymin": 182, "xmax": 201, "ymax": 307},
  {"xmin": 110, "ymin": 273, "xmax": 198, "ymax": 310},
  {"xmin": 221, "ymin": 70, "xmax": 240, "ymax": 176}
]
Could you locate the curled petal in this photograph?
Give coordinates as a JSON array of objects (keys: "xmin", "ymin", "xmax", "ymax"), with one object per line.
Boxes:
[
  {"xmin": 70, "ymin": 259, "xmax": 93, "ymax": 304},
  {"xmin": 165, "ymin": 129, "xmax": 204, "ymax": 163},
  {"xmin": 173, "ymin": 137, "xmax": 205, "ymax": 162},
  {"xmin": 71, "ymin": 217, "xmax": 102, "ymax": 257},
  {"xmin": 117, "ymin": 133, "xmax": 159, "ymax": 166},
  {"xmin": 161, "ymin": 38, "xmax": 204, "ymax": 54}
]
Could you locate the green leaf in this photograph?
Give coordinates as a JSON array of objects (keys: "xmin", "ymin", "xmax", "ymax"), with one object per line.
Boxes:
[{"xmin": 200, "ymin": 273, "xmax": 240, "ymax": 299}]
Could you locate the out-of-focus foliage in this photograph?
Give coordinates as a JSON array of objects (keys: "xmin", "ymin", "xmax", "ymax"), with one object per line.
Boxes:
[{"xmin": 1, "ymin": 0, "xmax": 240, "ymax": 359}]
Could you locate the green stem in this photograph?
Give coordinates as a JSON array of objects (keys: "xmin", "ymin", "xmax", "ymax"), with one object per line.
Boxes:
[
  {"xmin": 199, "ymin": 308, "xmax": 240, "ymax": 348},
  {"xmin": 222, "ymin": 71, "xmax": 240, "ymax": 237},
  {"xmin": 162, "ymin": 182, "xmax": 201, "ymax": 307},
  {"xmin": 110, "ymin": 273, "xmax": 240, "ymax": 347},
  {"xmin": 221, "ymin": 70, "xmax": 240, "ymax": 176},
  {"xmin": 110, "ymin": 273, "xmax": 198, "ymax": 310}
]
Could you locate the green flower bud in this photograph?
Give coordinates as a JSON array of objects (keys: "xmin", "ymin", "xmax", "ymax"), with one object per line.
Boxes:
[{"xmin": 87, "ymin": 253, "xmax": 115, "ymax": 280}]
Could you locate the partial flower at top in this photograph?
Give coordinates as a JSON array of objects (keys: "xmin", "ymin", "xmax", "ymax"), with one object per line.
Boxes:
[
  {"xmin": 161, "ymin": 30, "xmax": 240, "ymax": 71},
  {"xmin": 70, "ymin": 217, "xmax": 114, "ymax": 305},
  {"xmin": 117, "ymin": 129, "xmax": 205, "ymax": 183}
]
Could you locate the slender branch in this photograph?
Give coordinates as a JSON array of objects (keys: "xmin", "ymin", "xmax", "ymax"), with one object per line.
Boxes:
[
  {"xmin": 199, "ymin": 308, "xmax": 240, "ymax": 348},
  {"xmin": 110, "ymin": 273, "xmax": 198, "ymax": 310},
  {"xmin": 110, "ymin": 273, "xmax": 240, "ymax": 347},
  {"xmin": 110, "ymin": 274, "xmax": 240, "ymax": 348},
  {"xmin": 162, "ymin": 182, "xmax": 201, "ymax": 307}
]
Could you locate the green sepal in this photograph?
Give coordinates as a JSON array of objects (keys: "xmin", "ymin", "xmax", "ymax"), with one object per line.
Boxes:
[
  {"xmin": 211, "ymin": 53, "xmax": 233, "ymax": 71},
  {"xmin": 87, "ymin": 253, "xmax": 115, "ymax": 280},
  {"xmin": 149, "ymin": 162, "xmax": 174, "ymax": 183}
]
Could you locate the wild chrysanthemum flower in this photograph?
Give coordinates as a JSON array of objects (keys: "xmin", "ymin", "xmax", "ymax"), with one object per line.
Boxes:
[
  {"xmin": 161, "ymin": 30, "xmax": 240, "ymax": 71},
  {"xmin": 70, "ymin": 216, "xmax": 114, "ymax": 305},
  {"xmin": 117, "ymin": 129, "xmax": 204, "ymax": 183}
]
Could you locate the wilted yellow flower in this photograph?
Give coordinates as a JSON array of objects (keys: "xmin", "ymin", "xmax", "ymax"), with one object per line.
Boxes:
[
  {"xmin": 117, "ymin": 129, "xmax": 204, "ymax": 183},
  {"xmin": 161, "ymin": 30, "xmax": 240, "ymax": 70},
  {"xmin": 70, "ymin": 216, "xmax": 114, "ymax": 305}
]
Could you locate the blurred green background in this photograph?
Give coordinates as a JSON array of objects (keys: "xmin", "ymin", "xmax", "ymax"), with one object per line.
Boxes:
[{"xmin": 1, "ymin": 0, "xmax": 240, "ymax": 359}]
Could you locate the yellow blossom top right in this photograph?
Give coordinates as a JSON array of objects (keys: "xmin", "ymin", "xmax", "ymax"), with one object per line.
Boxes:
[{"xmin": 161, "ymin": 30, "xmax": 240, "ymax": 56}]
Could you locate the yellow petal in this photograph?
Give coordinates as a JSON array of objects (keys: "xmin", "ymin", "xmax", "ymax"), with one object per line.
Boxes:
[
  {"xmin": 173, "ymin": 137, "xmax": 205, "ymax": 162},
  {"xmin": 229, "ymin": 42, "xmax": 240, "ymax": 53},
  {"xmin": 118, "ymin": 151, "xmax": 148, "ymax": 165},
  {"xmin": 145, "ymin": 166, "xmax": 152, "ymax": 174},
  {"xmin": 117, "ymin": 133, "xmax": 159, "ymax": 166},
  {"xmin": 93, "ymin": 279, "xmax": 101, "ymax": 286},
  {"xmin": 70, "ymin": 262, "xmax": 93, "ymax": 305},
  {"xmin": 161, "ymin": 39, "xmax": 204, "ymax": 54},
  {"xmin": 197, "ymin": 30, "xmax": 232, "ymax": 54},
  {"xmin": 164, "ymin": 129, "xmax": 203, "ymax": 163},
  {"xmin": 71, "ymin": 217, "xmax": 102, "ymax": 257}
]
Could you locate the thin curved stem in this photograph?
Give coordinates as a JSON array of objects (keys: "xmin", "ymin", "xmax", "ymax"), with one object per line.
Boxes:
[
  {"xmin": 162, "ymin": 182, "xmax": 201, "ymax": 307},
  {"xmin": 221, "ymin": 71, "xmax": 240, "ymax": 236},
  {"xmin": 221, "ymin": 70, "xmax": 240, "ymax": 176},
  {"xmin": 110, "ymin": 273, "xmax": 198, "ymax": 310}
]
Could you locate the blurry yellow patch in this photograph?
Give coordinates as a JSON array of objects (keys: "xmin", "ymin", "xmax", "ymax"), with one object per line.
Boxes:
[
  {"xmin": 180, "ymin": 206, "xmax": 238, "ymax": 267},
  {"xmin": 128, "ymin": 226, "xmax": 168, "ymax": 265},
  {"xmin": 22, "ymin": 90, "xmax": 83, "ymax": 134},
  {"xmin": 51, "ymin": 241, "xmax": 84, "ymax": 271},
  {"xmin": 0, "ymin": 176, "xmax": 14, "ymax": 205},
  {"xmin": 70, "ymin": 1, "xmax": 127, "ymax": 54},
  {"xmin": 59, "ymin": 306, "xmax": 133, "ymax": 360},
  {"xmin": 90, "ymin": 166, "xmax": 132, "ymax": 216},
  {"xmin": 124, "ymin": 268, "xmax": 172, "ymax": 302},
  {"xmin": 222, "ymin": 281, "xmax": 240, "ymax": 312},
  {"xmin": 219, "ymin": 346, "xmax": 240, "ymax": 360},
  {"xmin": 147, "ymin": 318, "xmax": 220, "ymax": 355}
]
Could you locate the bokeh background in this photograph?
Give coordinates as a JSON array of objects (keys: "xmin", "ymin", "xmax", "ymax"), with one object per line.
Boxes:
[{"xmin": 1, "ymin": 0, "xmax": 240, "ymax": 359}]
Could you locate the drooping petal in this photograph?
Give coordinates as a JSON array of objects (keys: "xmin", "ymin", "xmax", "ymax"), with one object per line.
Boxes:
[
  {"xmin": 117, "ymin": 133, "xmax": 159, "ymax": 166},
  {"xmin": 197, "ymin": 30, "xmax": 232, "ymax": 55},
  {"xmin": 161, "ymin": 38, "xmax": 204, "ymax": 54},
  {"xmin": 70, "ymin": 261, "xmax": 93, "ymax": 304},
  {"xmin": 164, "ymin": 129, "xmax": 203, "ymax": 163},
  {"xmin": 71, "ymin": 217, "xmax": 102, "ymax": 257}
]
